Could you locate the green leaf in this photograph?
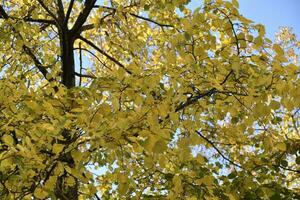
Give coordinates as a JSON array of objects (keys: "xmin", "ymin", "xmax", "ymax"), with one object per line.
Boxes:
[
  {"xmin": 228, "ymin": 172, "xmax": 237, "ymax": 179},
  {"xmin": 296, "ymin": 157, "xmax": 300, "ymax": 165},
  {"xmin": 280, "ymin": 160, "xmax": 288, "ymax": 167},
  {"xmin": 144, "ymin": 4, "xmax": 150, "ymax": 11}
]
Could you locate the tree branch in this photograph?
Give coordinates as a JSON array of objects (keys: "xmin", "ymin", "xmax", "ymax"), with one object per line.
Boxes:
[
  {"xmin": 217, "ymin": 8, "xmax": 240, "ymax": 55},
  {"xmin": 78, "ymin": 35, "xmax": 132, "ymax": 75},
  {"xmin": 175, "ymin": 88, "xmax": 217, "ymax": 112},
  {"xmin": 70, "ymin": 0, "xmax": 97, "ymax": 35},
  {"xmin": 0, "ymin": 5, "xmax": 53, "ymax": 83},
  {"xmin": 22, "ymin": 17, "xmax": 55, "ymax": 24},
  {"xmin": 56, "ymin": 0, "xmax": 65, "ymax": 24},
  {"xmin": 79, "ymin": 23, "xmax": 95, "ymax": 32},
  {"xmin": 75, "ymin": 72, "xmax": 96, "ymax": 79},
  {"xmin": 74, "ymin": 47, "xmax": 112, "ymax": 71},
  {"xmin": 195, "ymin": 130, "xmax": 243, "ymax": 169},
  {"xmin": 0, "ymin": 5, "xmax": 9, "ymax": 19},
  {"xmin": 94, "ymin": 5, "xmax": 173, "ymax": 28},
  {"xmin": 95, "ymin": 194, "xmax": 101, "ymax": 200},
  {"xmin": 278, "ymin": 165, "xmax": 300, "ymax": 174},
  {"xmin": 22, "ymin": 46, "xmax": 51, "ymax": 80},
  {"xmin": 220, "ymin": 69, "xmax": 233, "ymax": 85},
  {"xmin": 1, "ymin": 7, "xmax": 55, "ymax": 24},
  {"xmin": 77, "ymin": 12, "xmax": 114, "ymax": 33},
  {"xmin": 64, "ymin": 0, "xmax": 75, "ymax": 26},
  {"xmin": 37, "ymin": 0, "xmax": 59, "ymax": 24},
  {"xmin": 129, "ymin": 13, "xmax": 173, "ymax": 28},
  {"xmin": 79, "ymin": 42, "xmax": 83, "ymax": 86}
]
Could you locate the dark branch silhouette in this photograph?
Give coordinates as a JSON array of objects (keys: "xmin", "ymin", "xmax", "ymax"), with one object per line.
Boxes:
[{"xmin": 78, "ymin": 35, "xmax": 132, "ymax": 75}]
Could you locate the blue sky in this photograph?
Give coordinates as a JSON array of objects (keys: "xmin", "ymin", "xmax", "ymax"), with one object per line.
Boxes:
[
  {"xmin": 189, "ymin": 0, "xmax": 300, "ymax": 39},
  {"xmin": 96, "ymin": 0, "xmax": 300, "ymax": 39},
  {"xmin": 79, "ymin": 1, "xmax": 300, "ymax": 76}
]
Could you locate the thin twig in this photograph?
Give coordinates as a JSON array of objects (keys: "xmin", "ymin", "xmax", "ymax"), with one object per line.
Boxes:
[
  {"xmin": 37, "ymin": 0, "xmax": 59, "ymax": 24},
  {"xmin": 195, "ymin": 130, "xmax": 243, "ymax": 169},
  {"xmin": 75, "ymin": 72, "xmax": 96, "ymax": 79},
  {"xmin": 79, "ymin": 42, "xmax": 83, "ymax": 86},
  {"xmin": 74, "ymin": 47, "xmax": 112, "ymax": 71},
  {"xmin": 217, "ymin": 8, "xmax": 240, "ymax": 55},
  {"xmin": 129, "ymin": 13, "xmax": 173, "ymax": 28},
  {"xmin": 278, "ymin": 165, "xmax": 300, "ymax": 174},
  {"xmin": 220, "ymin": 70, "xmax": 233, "ymax": 85},
  {"xmin": 95, "ymin": 194, "xmax": 101, "ymax": 200},
  {"xmin": 94, "ymin": 5, "xmax": 173, "ymax": 28}
]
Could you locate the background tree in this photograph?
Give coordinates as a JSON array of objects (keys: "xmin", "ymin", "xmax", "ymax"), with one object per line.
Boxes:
[{"xmin": 0, "ymin": 0, "xmax": 299, "ymax": 199}]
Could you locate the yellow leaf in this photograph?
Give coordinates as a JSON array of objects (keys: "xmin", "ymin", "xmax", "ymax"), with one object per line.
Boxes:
[
  {"xmin": 2, "ymin": 134, "xmax": 14, "ymax": 145},
  {"xmin": 196, "ymin": 175, "xmax": 214, "ymax": 186},
  {"xmin": 54, "ymin": 162, "xmax": 64, "ymax": 176},
  {"xmin": 44, "ymin": 176, "xmax": 57, "ymax": 190},
  {"xmin": 118, "ymin": 182, "xmax": 129, "ymax": 195},
  {"xmin": 273, "ymin": 44, "xmax": 284, "ymax": 55},
  {"xmin": 143, "ymin": 135, "xmax": 158, "ymax": 152},
  {"xmin": 153, "ymin": 139, "xmax": 167, "ymax": 153},
  {"xmin": 34, "ymin": 188, "xmax": 48, "ymax": 199},
  {"xmin": 117, "ymin": 118, "xmax": 129, "ymax": 130},
  {"xmin": 194, "ymin": 46, "xmax": 205, "ymax": 57},
  {"xmin": 182, "ymin": 18, "xmax": 193, "ymax": 32},
  {"xmin": 173, "ymin": 174, "xmax": 183, "ymax": 193},
  {"xmin": 158, "ymin": 103, "xmax": 169, "ymax": 118},
  {"xmin": 118, "ymin": 173, "xmax": 128, "ymax": 195},
  {"xmin": 53, "ymin": 143, "xmax": 64, "ymax": 154},
  {"xmin": 71, "ymin": 150, "xmax": 83, "ymax": 162},
  {"xmin": 24, "ymin": 100, "xmax": 39, "ymax": 110},
  {"xmin": 41, "ymin": 123, "xmax": 55, "ymax": 131},
  {"xmin": 70, "ymin": 107, "xmax": 84, "ymax": 113},
  {"xmin": 232, "ymin": 0, "xmax": 239, "ymax": 8},
  {"xmin": 275, "ymin": 142, "xmax": 286, "ymax": 151},
  {"xmin": 0, "ymin": 158, "xmax": 12, "ymax": 168},
  {"xmin": 195, "ymin": 155, "xmax": 205, "ymax": 164},
  {"xmin": 166, "ymin": 51, "xmax": 176, "ymax": 64},
  {"xmin": 169, "ymin": 112, "xmax": 179, "ymax": 124},
  {"xmin": 64, "ymin": 166, "xmax": 83, "ymax": 179},
  {"xmin": 66, "ymin": 176, "xmax": 76, "ymax": 186}
]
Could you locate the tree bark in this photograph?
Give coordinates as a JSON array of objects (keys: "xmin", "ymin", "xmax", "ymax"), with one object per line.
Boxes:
[
  {"xmin": 51, "ymin": 1, "xmax": 97, "ymax": 198},
  {"xmin": 55, "ymin": 142, "xmax": 78, "ymax": 200},
  {"xmin": 55, "ymin": 25, "xmax": 78, "ymax": 199},
  {"xmin": 60, "ymin": 29, "xmax": 75, "ymax": 89}
]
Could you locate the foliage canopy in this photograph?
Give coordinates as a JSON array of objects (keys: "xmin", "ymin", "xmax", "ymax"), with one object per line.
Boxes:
[{"xmin": 0, "ymin": 0, "xmax": 300, "ymax": 199}]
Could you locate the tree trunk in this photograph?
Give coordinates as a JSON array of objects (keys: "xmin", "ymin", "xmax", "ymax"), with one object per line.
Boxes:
[
  {"xmin": 55, "ymin": 28, "xmax": 78, "ymax": 199},
  {"xmin": 60, "ymin": 29, "xmax": 75, "ymax": 89},
  {"xmin": 55, "ymin": 143, "xmax": 78, "ymax": 200}
]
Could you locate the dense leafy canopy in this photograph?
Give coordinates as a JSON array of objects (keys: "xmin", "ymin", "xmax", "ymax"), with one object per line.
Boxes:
[{"xmin": 0, "ymin": 0, "xmax": 300, "ymax": 199}]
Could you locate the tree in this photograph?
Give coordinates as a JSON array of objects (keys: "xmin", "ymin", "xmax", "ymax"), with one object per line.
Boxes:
[{"xmin": 0, "ymin": 0, "xmax": 299, "ymax": 199}]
